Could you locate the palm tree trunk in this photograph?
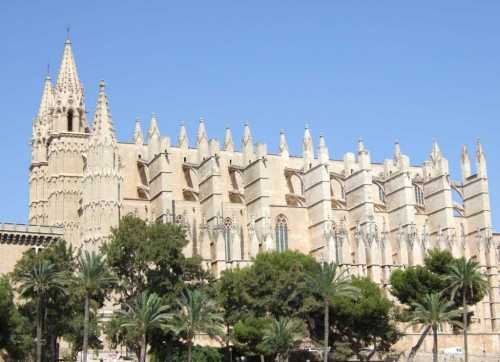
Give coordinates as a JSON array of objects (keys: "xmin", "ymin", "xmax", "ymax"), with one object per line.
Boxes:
[
  {"xmin": 324, "ymin": 299, "xmax": 330, "ymax": 362},
  {"xmin": 187, "ymin": 339, "xmax": 192, "ymax": 362},
  {"xmin": 432, "ymin": 326, "xmax": 438, "ymax": 362},
  {"xmin": 140, "ymin": 334, "xmax": 147, "ymax": 362},
  {"xmin": 463, "ymin": 291, "xmax": 469, "ymax": 362},
  {"xmin": 36, "ymin": 297, "xmax": 42, "ymax": 362},
  {"xmin": 407, "ymin": 325, "xmax": 431, "ymax": 362},
  {"xmin": 83, "ymin": 293, "xmax": 90, "ymax": 362}
]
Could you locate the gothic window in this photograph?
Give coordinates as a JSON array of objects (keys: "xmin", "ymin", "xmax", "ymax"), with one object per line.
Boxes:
[
  {"xmin": 414, "ymin": 184, "xmax": 424, "ymax": 206},
  {"xmin": 223, "ymin": 217, "xmax": 232, "ymax": 261},
  {"xmin": 275, "ymin": 214, "xmax": 288, "ymax": 252},
  {"xmin": 67, "ymin": 110, "xmax": 74, "ymax": 132}
]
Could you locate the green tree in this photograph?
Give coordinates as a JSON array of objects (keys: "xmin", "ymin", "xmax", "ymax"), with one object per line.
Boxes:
[
  {"xmin": 261, "ymin": 317, "xmax": 305, "ymax": 362},
  {"xmin": 232, "ymin": 316, "xmax": 270, "ymax": 359},
  {"xmin": 168, "ymin": 289, "xmax": 224, "ymax": 362},
  {"xmin": 103, "ymin": 215, "xmax": 211, "ymax": 358},
  {"xmin": 13, "ymin": 259, "xmax": 64, "ymax": 362},
  {"xmin": 307, "ymin": 262, "xmax": 359, "ymax": 362},
  {"xmin": 72, "ymin": 250, "xmax": 115, "ymax": 362},
  {"xmin": 331, "ymin": 277, "xmax": 401, "ymax": 361},
  {"xmin": 445, "ymin": 258, "xmax": 489, "ymax": 362},
  {"xmin": 118, "ymin": 292, "xmax": 170, "ymax": 362},
  {"xmin": 0, "ymin": 276, "xmax": 32, "ymax": 361},
  {"xmin": 409, "ymin": 293, "xmax": 462, "ymax": 362}
]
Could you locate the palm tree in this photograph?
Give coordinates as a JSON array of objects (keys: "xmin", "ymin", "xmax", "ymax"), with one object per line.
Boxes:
[
  {"xmin": 409, "ymin": 293, "xmax": 463, "ymax": 362},
  {"xmin": 74, "ymin": 250, "xmax": 115, "ymax": 362},
  {"xmin": 118, "ymin": 292, "xmax": 170, "ymax": 362},
  {"xmin": 308, "ymin": 262, "xmax": 359, "ymax": 362},
  {"xmin": 261, "ymin": 317, "xmax": 305, "ymax": 362},
  {"xmin": 168, "ymin": 289, "xmax": 224, "ymax": 362},
  {"xmin": 445, "ymin": 257, "xmax": 489, "ymax": 362},
  {"xmin": 15, "ymin": 259, "xmax": 65, "ymax": 362}
]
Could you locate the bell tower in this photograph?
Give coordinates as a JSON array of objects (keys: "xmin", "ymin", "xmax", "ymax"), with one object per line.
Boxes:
[{"xmin": 46, "ymin": 36, "xmax": 89, "ymax": 245}]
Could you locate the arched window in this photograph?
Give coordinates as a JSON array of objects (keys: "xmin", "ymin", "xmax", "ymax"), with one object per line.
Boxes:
[
  {"xmin": 67, "ymin": 110, "xmax": 74, "ymax": 132},
  {"xmin": 275, "ymin": 214, "xmax": 288, "ymax": 252},
  {"xmin": 376, "ymin": 183, "xmax": 385, "ymax": 203},
  {"xmin": 414, "ymin": 184, "xmax": 424, "ymax": 206},
  {"xmin": 223, "ymin": 217, "xmax": 232, "ymax": 261}
]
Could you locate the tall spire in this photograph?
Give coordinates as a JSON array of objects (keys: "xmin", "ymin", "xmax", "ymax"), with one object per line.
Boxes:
[
  {"xmin": 55, "ymin": 36, "xmax": 82, "ymax": 95},
  {"xmin": 91, "ymin": 80, "xmax": 116, "ymax": 142},
  {"xmin": 279, "ymin": 129, "xmax": 289, "ymax": 158},
  {"xmin": 461, "ymin": 145, "xmax": 471, "ymax": 181},
  {"xmin": 134, "ymin": 118, "xmax": 144, "ymax": 146},
  {"xmin": 36, "ymin": 74, "xmax": 54, "ymax": 121},
  {"xmin": 303, "ymin": 125, "xmax": 314, "ymax": 169},
  {"xmin": 178, "ymin": 121, "xmax": 189, "ymax": 151},
  {"xmin": 317, "ymin": 134, "xmax": 330, "ymax": 164},
  {"xmin": 431, "ymin": 140, "xmax": 442, "ymax": 161},
  {"xmin": 476, "ymin": 139, "xmax": 487, "ymax": 178},
  {"xmin": 224, "ymin": 126, "xmax": 235, "ymax": 152},
  {"xmin": 197, "ymin": 117, "xmax": 209, "ymax": 162},
  {"xmin": 242, "ymin": 123, "xmax": 254, "ymax": 165},
  {"xmin": 148, "ymin": 113, "xmax": 161, "ymax": 158}
]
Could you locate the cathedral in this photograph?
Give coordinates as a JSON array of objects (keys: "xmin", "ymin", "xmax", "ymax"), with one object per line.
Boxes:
[{"xmin": 1, "ymin": 36, "xmax": 499, "ymax": 354}]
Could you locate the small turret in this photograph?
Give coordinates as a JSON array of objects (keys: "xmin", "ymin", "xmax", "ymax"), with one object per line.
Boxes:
[
  {"xmin": 197, "ymin": 117, "xmax": 209, "ymax": 162},
  {"xmin": 317, "ymin": 135, "xmax": 330, "ymax": 164},
  {"xmin": 32, "ymin": 74, "xmax": 54, "ymax": 162},
  {"xmin": 476, "ymin": 139, "xmax": 487, "ymax": 178},
  {"xmin": 223, "ymin": 126, "xmax": 235, "ymax": 152},
  {"xmin": 279, "ymin": 129, "xmax": 289, "ymax": 159},
  {"xmin": 461, "ymin": 144, "xmax": 471, "ymax": 181},
  {"xmin": 242, "ymin": 123, "xmax": 254, "ymax": 165},
  {"xmin": 425, "ymin": 140, "xmax": 449, "ymax": 178},
  {"xmin": 148, "ymin": 113, "xmax": 161, "ymax": 158},
  {"xmin": 303, "ymin": 125, "xmax": 314, "ymax": 170},
  {"xmin": 134, "ymin": 118, "xmax": 144, "ymax": 146}
]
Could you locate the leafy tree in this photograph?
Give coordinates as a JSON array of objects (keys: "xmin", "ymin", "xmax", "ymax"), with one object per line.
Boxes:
[
  {"xmin": 233, "ymin": 316, "xmax": 270, "ymax": 358},
  {"xmin": 72, "ymin": 250, "xmax": 115, "ymax": 362},
  {"xmin": 118, "ymin": 292, "xmax": 170, "ymax": 362},
  {"xmin": 408, "ymin": 293, "xmax": 462, "ymax": 362},
  {"xmin": 103, "ymin": 215, "xmax": 211, "ymax": 357},
  {"xmin": 13, "ymin": 258, "xmax": 65, "ymax": 362},
  {"xmin": 445, "ymin": 258, "xmax": 489, "ymax": 362},
  {"xmin": 168, "ymin": 289, "xmax": 224, "ymax": 362},
  {"xmin": 307, "ymin": 262, "xmax": 359, "ymax": 362},
  {"xmin": 261, "ymin": 317, "xmax": 305, "ymax": 362},
  {"xmin": 331, "ymin": 277, "xmax": 400, "ymax": 361},
  {"xmin": 0, "ymin": 276, "xmax": 32, "ymax": 361}
]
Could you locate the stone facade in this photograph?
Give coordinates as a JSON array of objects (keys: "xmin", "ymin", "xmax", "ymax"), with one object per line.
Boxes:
[{"xmin": 4, "ymin": 37, "xmax": 497, "ymax": 354}]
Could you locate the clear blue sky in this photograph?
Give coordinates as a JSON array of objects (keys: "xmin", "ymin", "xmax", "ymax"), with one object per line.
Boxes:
[{"xmin": 1, "ymin": 1, "xmax": 499, "ymax": 227}]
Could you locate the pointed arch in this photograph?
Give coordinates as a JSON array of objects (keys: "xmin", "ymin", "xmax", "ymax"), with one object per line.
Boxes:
[
  {"xmin": 275, "ymin": 214, "xmax": 288, "ymax": 252},
  {"xmin": 67, "ymin": 109, "xmax": 74, "ymax": 131}
]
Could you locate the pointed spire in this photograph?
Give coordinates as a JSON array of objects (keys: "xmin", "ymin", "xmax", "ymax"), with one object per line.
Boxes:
[
  {"xmin": 134, "ymin": 118, "xmax": 144, "ymax": 146},
  {"xmin": 303, "ymin": 125, "xmax": 314, "ymax": 169},
  {"xmin": 55, "ymin": 36, "xmax": 81, "ymax": 94},
  {"xmin": 91, "ymin": 80, "xmax": 116, "ymax": 141},
  {"xmin": 224, "ymin": 126, "xmax": 235, "ymax": 152},
  {"xmin": 197, "ymin": 117, "xmax": 208, "ymax": 143},
  {"xmin": 394, "ymin": 140, "xmax": 401, "ymax": 160},
  {"xmin": 148, "ymin": 113, "xmax": 160, "ymax": 138},
  {"xmin": 36, "ymin": 74, "xmax": 54, "ymax": 121},
  {"xmin": 178, "ymin": 121, "xmax": 189, "ymax": 150},
  {"xmin": 242, "ymin": 123, "xmax": 254, "ymax": 165},
  {"xmin": 279, "ymin": 129, "xmax": 289, "ymax": 158},
  {"xmin": 318, "ymin": 134, "xmax": 330, "ymax": 164},
  {"xmin": 476, "ymin": 139, "xmax": 487, "ymax": 178},
  {"xmin": 431, "ymin": 140, "xmax": 441, "ymax": 161},
  {"xmin": 148, "ymin": 113, "xmax": 161, "ymax": 158},
  {"xmin": 357, "ymin": 138, "xmax": 371, "ymax": 169},
  {"xmin": 461, "ymin": 145, "xmax": 471, "ymax": 181},
  {"xmin": 197, "ymin": 117, "xmax": 209, "ymax": 162}
]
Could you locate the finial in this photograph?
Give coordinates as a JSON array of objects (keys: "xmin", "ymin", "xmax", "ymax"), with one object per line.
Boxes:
[
  {"xmin": 358, "ymin": 138, "xmax": 365, "ymax": 152},
  {"xmin": 99, "ymin": 79, "xmax": 106, "ymax": 92},
  {"xmin": 46, "ymin": 64, "xmax": 51, "ymax": 80},
  {"xmin": 65, "ymin": 26, "xmax": 71, "ymax": 44}
]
